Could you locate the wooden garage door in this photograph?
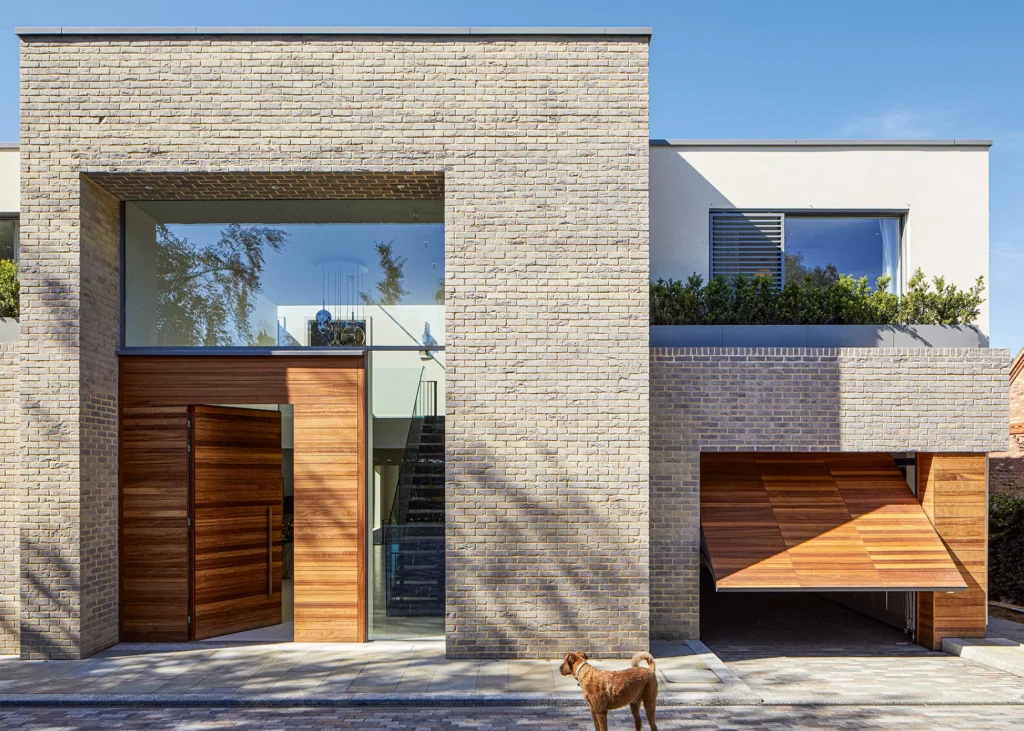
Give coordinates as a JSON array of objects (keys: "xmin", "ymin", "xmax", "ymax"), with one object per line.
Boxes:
[
  {"xmin": 700, "ymin": 453, "xmax": 966, "ymax": 592},
  {"xmin": 191, "ymin": 406, "xmax": 283, "ymax": 640}
]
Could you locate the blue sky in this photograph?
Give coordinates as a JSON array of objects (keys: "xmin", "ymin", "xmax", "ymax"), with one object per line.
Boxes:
[{"xmin": 2, "ymin": 0, "xmax": 1022, "ymax": 354}]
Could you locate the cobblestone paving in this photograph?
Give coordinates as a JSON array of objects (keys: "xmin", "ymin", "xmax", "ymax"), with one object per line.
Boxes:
[{"xmin": 3, "ymin": 705, "xmax": 1024, "ymax": 730}]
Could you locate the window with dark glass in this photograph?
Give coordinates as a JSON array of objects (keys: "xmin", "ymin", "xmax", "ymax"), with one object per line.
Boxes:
[
  {"xmin": 0, "ymin": 217, "xmax": 17, "ymax": 262},
  {"xmin": 710, "ymin": 212, "xmax": 901, "ymax": 292},
  {"xmin": 123, "ymin": 200, "xmax": 444, "ymax": 348},
  {"xmin": 785, "ymin": 216, "xmax": 901, "ymax": 293}
]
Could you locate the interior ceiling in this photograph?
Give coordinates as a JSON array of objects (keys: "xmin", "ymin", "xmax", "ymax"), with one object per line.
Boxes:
[
  {"xmin": 700, "ymin": 452, "xmax": 966, "ymax": 592},
  {"xmin": 86, "ymin": 171, "xmax": 445, "ymax": 200}
]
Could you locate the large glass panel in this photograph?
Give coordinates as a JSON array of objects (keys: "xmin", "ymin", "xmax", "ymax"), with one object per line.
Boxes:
[
  {"xmin": 368, "ymin": 350, "xmax": 445, "ymax": 640},
  {"xmin": 784, "ymin": 216, "xmax": 901, "ymax": 292},
  {"xmin": 124, "ymin": 200, "xmax": 444, "ymax": 347},
  {"xmin": 0, "ymin": 218, "xmax": 18, "ymax": 262}
]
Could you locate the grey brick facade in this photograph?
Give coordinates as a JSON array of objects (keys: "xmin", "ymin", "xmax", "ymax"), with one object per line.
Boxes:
[
  {"xmin": 0, "ymin": 343, "xmax": 17, "ymax": 655},
  {"xmin": 18, "ymin": 32, "xmax": 650, "ymax": 659},
  {"xmin": 650, "ymin": 347, "xmax": 1009, "ymax": 640}
]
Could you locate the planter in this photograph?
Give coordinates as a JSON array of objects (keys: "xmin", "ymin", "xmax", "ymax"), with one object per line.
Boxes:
[{"xmin": 650, "ymin": 324, "xmax": 987, "ymax": 348}]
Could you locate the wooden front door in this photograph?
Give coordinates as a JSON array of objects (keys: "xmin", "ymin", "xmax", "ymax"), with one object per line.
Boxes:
[
  {"xmin": 191, "ymin": 405, "xmax": 283, "ymax": 640},
  {"xmin": 120, "ymin": 406, "xmax": 191, "ymax": 642},
  {"xmin": 119, "ymin": 355, "xmax": 366, "ymax": 643}
]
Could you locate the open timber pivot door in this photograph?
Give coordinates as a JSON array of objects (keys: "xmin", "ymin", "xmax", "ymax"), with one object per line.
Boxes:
[
  {"xmin": 190, "ymin": 406, "xmax": 283, "ymax": 640},
  {"xmin": 118, "ymin": 355, "xmax": 366, "ymax": 644}
]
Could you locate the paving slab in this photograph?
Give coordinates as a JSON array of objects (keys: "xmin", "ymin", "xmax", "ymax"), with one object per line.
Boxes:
[{"xmin": 5, "ymin": 634, "xmax": 1024, "ymax": 707}]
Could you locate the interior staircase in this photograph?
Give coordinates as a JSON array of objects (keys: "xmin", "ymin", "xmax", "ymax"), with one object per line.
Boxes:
[{"xmin": 384, "ymin": 414, "xmax": 445, "ymax": 616}]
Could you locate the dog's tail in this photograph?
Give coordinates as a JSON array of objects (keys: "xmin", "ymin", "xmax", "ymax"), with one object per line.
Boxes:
[{"xmin": 631, "ymin": 651, "xmax": 656, "ymax": 672}]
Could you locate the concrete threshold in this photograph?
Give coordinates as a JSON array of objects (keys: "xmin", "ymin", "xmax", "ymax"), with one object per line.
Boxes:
[{"xmin": 943, "ymin": 637, "xmax": 1024, "ymax": 678}]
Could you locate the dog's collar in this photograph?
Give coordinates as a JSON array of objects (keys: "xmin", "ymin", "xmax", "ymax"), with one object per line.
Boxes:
[{"xmin": 572, "ymin": 660, "xmax": 589, "ymax": 680}]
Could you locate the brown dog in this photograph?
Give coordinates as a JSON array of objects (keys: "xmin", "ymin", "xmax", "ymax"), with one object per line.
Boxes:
[{"xmin": 560, "ymin": 650, "xmax": 658, "ymax": 731}]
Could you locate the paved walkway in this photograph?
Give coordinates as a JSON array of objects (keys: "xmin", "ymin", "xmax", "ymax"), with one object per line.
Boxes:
[
  {"xmin": 5, "ymin": 633, "xmax": 1024, "ymax": 708},
  {"xmin": 4, "ymin": 704, "xmax": 1024, "ymax": 730},
  {"xmin": 0, "ymin": 640, "xmax": 744, "ymax": 706}
]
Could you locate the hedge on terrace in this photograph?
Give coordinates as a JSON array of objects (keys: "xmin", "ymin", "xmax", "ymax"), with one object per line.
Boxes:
[{"xmin": 650, "ymin": 268, "xmax": 985, "ymax": 326}]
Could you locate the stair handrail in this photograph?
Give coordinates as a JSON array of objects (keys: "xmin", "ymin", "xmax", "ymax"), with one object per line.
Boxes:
[{"xmin": 382, "ymin": 367, "xmax": 426, "ymax": 545}]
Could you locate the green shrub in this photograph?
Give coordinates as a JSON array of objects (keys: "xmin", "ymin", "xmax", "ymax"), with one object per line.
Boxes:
[
  {"xmin": 0, "ymin": 259, "xmax": 17, "ymax": 319},
  {"xmin": 990, "ymin": 491, "xmax": 1024, "ymax": 606},
  {"xmin": 650, "ymin": 268, "xmax": 984, "ymax": 326}
]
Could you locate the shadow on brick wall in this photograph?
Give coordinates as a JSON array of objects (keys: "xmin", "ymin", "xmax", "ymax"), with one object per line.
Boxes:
[{"xmin": 446, "ymin": 439, "xmax": 648, "ymax": 659}]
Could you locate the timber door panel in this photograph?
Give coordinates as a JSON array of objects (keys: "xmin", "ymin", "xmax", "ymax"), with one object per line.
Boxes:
[
  {"xmin": 191, "ymin": 405, "xmax": 283, "ymax": 640},
  {"xmin": 916, "ymin": 454, "xmax": 988, "ymax": 650},
  {"xmin": 293, "ymin": 390, "xmax": 366, "ymax": 642},
  {"xmin": 120, "ymin": 406, "xmax": 191, "ymax": 642},
  {"xmin": 120, "ymin": 355, "xmax": 366, "ymax": 643}
]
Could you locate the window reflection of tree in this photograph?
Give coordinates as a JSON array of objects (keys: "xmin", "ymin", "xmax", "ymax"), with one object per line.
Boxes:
[
  {"xmin": 156, "ymin": 223, "xmax": 288, "ymax": 346},
  {"xmin": 785, "ymin": 251, "xmax": 841, "ymax": 289},
  {"xmin": 360, "ymin": 241, "xmax": 408, "ymax": 306}
]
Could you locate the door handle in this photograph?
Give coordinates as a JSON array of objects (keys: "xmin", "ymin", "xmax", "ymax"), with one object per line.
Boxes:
[{"xmin": 267, "ymin": 506, "xmax": 273, "ymax": 596}]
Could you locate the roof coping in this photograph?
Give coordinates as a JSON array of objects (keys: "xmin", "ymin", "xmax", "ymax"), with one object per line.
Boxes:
[
  {"xmin": 0, "ymin": 143, "xmax": 19, "ymax": 150},
  {"xmin": 16, "ymin": 26, "xmax": 652, "ymax": 37},
  {"xmin": 650, "ymin": 139, "xmax": 992, "ymax": 148}
]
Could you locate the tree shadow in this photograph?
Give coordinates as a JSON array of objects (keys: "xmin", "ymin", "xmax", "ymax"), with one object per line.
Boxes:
[{"xmin": 447, "ymin": 439, "xmax": 648, "ymax": 659}]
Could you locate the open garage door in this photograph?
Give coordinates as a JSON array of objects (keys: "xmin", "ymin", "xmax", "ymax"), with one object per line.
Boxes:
[{"xmin": 700, "ymin": 453, "xmax": 966, "ymax": 592}]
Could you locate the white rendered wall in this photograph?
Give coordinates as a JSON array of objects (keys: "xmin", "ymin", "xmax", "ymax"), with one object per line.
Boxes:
[
  {"xmin": 0, "ymin": 147, "xmax": 17, "ymax": 213},
  {"xmin": 650, "ymin": 145, "xmax": 990, "ymax": 333}
]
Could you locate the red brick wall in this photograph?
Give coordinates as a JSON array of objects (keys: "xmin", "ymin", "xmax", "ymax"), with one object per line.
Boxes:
[{"xmin": 991, "ymin": 349, "xmax": 1024, "ymax": 495}]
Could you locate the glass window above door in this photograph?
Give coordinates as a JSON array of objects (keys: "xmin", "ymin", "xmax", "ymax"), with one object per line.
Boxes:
[{"xmin": 123, "ymin": 200, "xmax": 444, "ymax": 348}]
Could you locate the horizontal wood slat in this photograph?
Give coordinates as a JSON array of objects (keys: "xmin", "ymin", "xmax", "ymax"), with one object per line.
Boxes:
[
  {"xmin": 119, "ymin": 406, "xmax": 191, "ymax": 642},
  {"xmin": 293, "ymin": 370, "xmax": 366, "ymax": 642},
  {"xmin": 916, "ymin": 453, "xmax": 988, "ymax": 651},
  {"xmin": 700, "ymin": 452, "xmax": 966, "ymax": 592},
  {"xmin": 191, "ymin": 405, "xmax": 283, "ymax": 640},
  {"xmin": 120, "ymin": 356, "xmax": 363, "ymax": 407}
]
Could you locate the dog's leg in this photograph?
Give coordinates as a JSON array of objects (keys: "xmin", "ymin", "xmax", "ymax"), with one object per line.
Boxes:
[
  {"xmin": 630, "ymin": 700, "xmax": 642, "ymax": 731},
  {"xmin": 597, "ymin": 710, "xmax": 609, "ymax": 731},
  {"xmin": 588, "ymin": 706, "xmax": 604, "ymax": 731},
  {"xmin": 643, "ymin": 687, "xmax": 658, "ymax": 731}
]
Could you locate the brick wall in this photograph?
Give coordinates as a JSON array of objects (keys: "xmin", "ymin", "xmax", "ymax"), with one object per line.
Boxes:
[
  {"xmin": 78, "ymin": 180, "xmax": 121, "ymax": 657},
  {"xmin": 650, "ymin": 347, "xmax": 1009, "ymax": 639},
  {"xmin": 19, "ymin": 33, "xmax": 650, "ymax": 659},
  {"xmin": 991, "ymin": 348, "xmax": 1024, "ymax": 495},
  {"xmin": 0, "ymin": 342, "xmax": 17, "ymax": 655}
]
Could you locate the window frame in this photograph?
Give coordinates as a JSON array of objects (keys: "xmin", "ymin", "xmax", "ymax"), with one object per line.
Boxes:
[
  {"xmin": 709, "ymin": 208, "xmax": 907, "ymax": 292},
  {"xmin": 0, "ymin": 213, "xmax": 18, "ymax": 264}
]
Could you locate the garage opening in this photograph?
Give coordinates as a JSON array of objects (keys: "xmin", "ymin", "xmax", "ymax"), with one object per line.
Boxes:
[{"xmin": 699, "ymin": 452, "xmax": 966, "ymax": 653}]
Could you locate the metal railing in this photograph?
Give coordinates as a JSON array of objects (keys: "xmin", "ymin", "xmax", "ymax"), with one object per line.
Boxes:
[{"xmin": 414, "ymin": 380, "xmax": 438, "ymax": 417}]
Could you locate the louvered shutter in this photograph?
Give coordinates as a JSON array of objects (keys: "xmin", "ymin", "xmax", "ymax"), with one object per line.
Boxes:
[{"xmin": 710, "ymin": 212, "xmax": 785, "ymax": 286}]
